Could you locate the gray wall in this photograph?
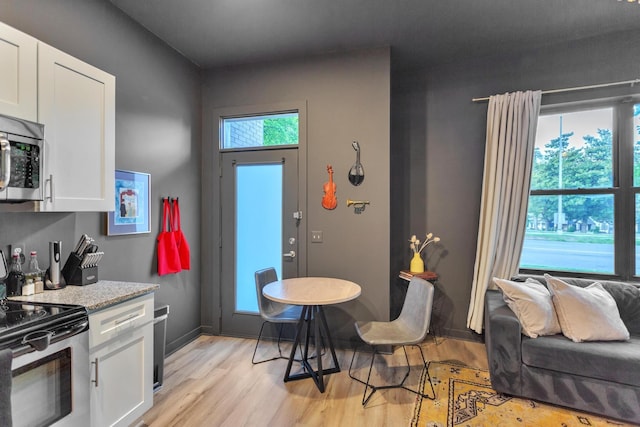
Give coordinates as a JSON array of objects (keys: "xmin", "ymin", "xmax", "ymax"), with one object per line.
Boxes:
[
  {"xmin": 201, "ymin": 49, "xmax": 391, "ymax": 342},
  {"xmin": 399, "ymin": 29, "xmax": 640, "ymax": 339},
  {"xmin": 0, "ymin": 0, "xmax": 202, "ymax": 353},
  {"xmin": 3, "ymin": 1, "xmax": 638, "ymax": 349}
]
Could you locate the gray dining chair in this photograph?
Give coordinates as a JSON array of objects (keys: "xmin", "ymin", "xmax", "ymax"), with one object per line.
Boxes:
[
  {"xmin": 252, "ymin": 267, "xmax": 303, "ymax": 364},
  {"xmin": 348, "ymin": 276, "xmax": 437, "ymax": 405}
]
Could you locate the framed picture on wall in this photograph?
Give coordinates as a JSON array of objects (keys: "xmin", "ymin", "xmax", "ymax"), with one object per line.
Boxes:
[{"xmin": 107, "ymin": 170, "xmax": 151, "ymax": 235}]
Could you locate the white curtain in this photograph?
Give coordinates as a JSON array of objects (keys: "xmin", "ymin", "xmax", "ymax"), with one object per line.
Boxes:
[{"xmin": 467, "ymin": 90, "xmax": 542, "ymax": 334}]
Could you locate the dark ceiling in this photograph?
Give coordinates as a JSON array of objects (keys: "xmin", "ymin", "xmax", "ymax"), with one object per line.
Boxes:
[{"xmin": 110, "ymin": 0, "xmax": 640, "ymax": 69}]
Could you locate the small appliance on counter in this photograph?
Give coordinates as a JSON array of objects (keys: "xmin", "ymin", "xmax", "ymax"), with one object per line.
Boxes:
[
  {"xmin": 62, "ymin": 234, "xmax": 103, "ymax": 286},
  {"xmin": 45, "ymin": 241, "xmax": 66, "ymax": 290}
]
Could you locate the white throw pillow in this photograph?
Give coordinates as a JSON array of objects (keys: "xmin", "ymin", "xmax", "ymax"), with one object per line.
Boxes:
[
  {"xmin": 544, "ymin": 274, "xmax": 630, "ymax": 343},
  {"xmin": 493, "ymin": 277, "xmax": 561, "ymax": 338}
]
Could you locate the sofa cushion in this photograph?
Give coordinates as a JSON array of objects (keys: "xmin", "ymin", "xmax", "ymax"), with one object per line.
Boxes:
[
  {"xmin": 545, "ymin": 274, "xmax": 629, "ymax": 342},
  {"xmin": 493, "ymin": 277, "xmax": 561, "ymax": 338},
  {"xmin": 599, "ymin": 281, "xmax": 640, "ymax": 335},
  {"xmin": 522, "ymin": 335, "xmax": 640, "ymax": 387}
]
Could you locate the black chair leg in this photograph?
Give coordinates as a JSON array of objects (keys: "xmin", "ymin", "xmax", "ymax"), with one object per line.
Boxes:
[
  {"xmin": 362, "ymin": 347, "xmax": 378, "ymax": 405},
  {"xmin": 276, "ymin": 323, "xmax": 286, "ymax": 358},
  {"xmin": 278, "ymin": 324, "xmax": 305, "ymax": 362},
  {"xmin": 252, "ymin": 321, "xmax": 282, "ymax": 364},
  {"xmin": 348, "ymin": 345, "xmax": 380, "ymax": 405},
  {"xmin": 411, "ymin": 345, "xmax": 436, "ymax": 400},
  {"xmin": 253, "ymin": 322, "xmax": 304, "ymax": 364},
  {"xmin": 348, "ymin": 344, "xmax": 436, "ymax": 406}
]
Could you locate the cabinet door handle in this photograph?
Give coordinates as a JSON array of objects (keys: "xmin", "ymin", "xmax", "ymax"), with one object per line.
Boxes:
[
  {"xmin": 115, "ymin": 313, "xmax": 138, "ymax": 325},
  {"xmin": 46, "ymin": 174, "xmax": 54, "ymax": 202},
  {"xmin": 91, "ymin": 357, "xmax": 99, "ymax": 388}
]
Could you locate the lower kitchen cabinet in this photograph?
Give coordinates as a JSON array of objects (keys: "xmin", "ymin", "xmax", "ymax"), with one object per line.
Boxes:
[{"xmin": 89, "ymin": 293, "xmax": 154, "ymax": 427}]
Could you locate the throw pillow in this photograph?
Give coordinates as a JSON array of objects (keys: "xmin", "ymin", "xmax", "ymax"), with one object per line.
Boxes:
[
  {"xmin": 493, "ymin": 277, "xmax": 561, "ymax": 338},
  {"xmin": 545, "ymin": 274, "xmax": 630, "ymax": 343}
]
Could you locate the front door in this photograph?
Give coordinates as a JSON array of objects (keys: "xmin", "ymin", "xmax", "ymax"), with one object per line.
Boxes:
[{"xmin": 220, "ymin": 148, "xmax": 299, "ymax": 337}]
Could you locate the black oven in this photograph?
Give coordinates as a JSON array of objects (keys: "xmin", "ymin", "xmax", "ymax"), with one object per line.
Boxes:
[
  {"xmin": 0, "ymin": 300, "xmax": 90, "ymax": 427},
  {"xmin": 0, "ymin": 113, "xmax": 44, "ymax": 202}
]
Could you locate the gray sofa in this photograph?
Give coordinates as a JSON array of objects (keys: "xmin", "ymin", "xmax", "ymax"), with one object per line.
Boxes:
[{"xmin": 484, "ymin": 275, "xmax": 640, "ymax": 423}]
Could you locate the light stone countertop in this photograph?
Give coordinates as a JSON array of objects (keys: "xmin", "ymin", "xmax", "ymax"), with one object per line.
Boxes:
[{"xmin": 9, "ymin": 280, "xmax": 159, "ymax": 312}]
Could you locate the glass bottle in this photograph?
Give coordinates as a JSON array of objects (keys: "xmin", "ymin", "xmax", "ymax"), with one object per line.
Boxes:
[
  {"xmin": 27, "ymin": 251, "xmax": 43, "ymax": 294},
  {"xmin": 6, "ymin": 253, "xmax": 25, "ymax": 297},
  {"xmin": 28, "ymin": 251, "xmax": 40, "ymax": 276}
]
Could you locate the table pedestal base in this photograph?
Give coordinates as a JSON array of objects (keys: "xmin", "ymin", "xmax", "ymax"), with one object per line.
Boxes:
[{"xmin": 283, "ymin": 305, "xmax": 340, "ymax": 392}]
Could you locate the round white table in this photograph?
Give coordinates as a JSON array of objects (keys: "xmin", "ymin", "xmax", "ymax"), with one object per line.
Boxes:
[{"xmin": 263, "ymin": 277, "xmax": 361, "ymax": 392}]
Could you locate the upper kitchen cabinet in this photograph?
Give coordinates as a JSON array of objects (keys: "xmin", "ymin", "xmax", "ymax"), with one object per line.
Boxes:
[
  {"xmin": 0, "ymin": 22, "xmax": 37, "ymax": 121},
  {"xmin": 38, "ymin": 43, "xmax": 115, "ymax": 212}
]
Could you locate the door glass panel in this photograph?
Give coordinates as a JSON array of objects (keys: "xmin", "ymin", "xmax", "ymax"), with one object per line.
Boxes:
[
  {"xmin": 222, "ymin": 112, "xmax": 299, "ymax": 149},
  {"xmin": 634, "ymin": 104, "xmax": 640, "ymax": 187},
  {"xmin": 235, "ymin": 163, "xmax": 283, "ymax": 313},
  {"xmin": 521, "ymin": 194, "xmax": 614, "ymax": 274}
]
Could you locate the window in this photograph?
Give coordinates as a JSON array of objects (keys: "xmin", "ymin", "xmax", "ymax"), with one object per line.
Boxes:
[
  {"xmin": 221, "ymin": 112, "xmax": 299, "ymax": 150},
  {"xmin": 519, "ymin": 100, "xmax": 640, "ymax": 279}
]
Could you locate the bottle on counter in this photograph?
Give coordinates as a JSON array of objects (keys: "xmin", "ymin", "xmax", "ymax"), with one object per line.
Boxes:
[
  {"xmin": 27, "ymin": 251, "xmax": 44, "ymax": 294},
  {"xmin": 22, "ymin": 278, "xmax": 35, "ymax": 296},
  {"xmin": 6, "ymin": 252, "xmax": 25, "ymax": 297}
]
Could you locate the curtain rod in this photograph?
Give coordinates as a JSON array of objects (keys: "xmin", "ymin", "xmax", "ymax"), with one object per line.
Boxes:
[{"xmin": 471, "ymin": 78, "xmax": 640, "ymax": 102}]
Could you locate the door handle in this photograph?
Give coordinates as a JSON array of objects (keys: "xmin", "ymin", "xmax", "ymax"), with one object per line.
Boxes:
[
  {"xmin": 46, "ymin": 174, "xmax": 54, "ymax": 202},
  {"xmin": 283, "ymin": 250, "xmax": 296, "ymax": 259},
  {"xmin": 115, "ymin": 313, "xmax": 139, "ymax": 326},
  {"xmin": 0, "ymin": 134, "xmax": 10, "ymax": 191},
  {"xmin": 91, "ymin": 357, "xmax": 99, "ymax": 388}
]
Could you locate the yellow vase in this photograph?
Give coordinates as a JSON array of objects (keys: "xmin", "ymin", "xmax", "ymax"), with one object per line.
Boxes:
[{"xmin": 410, "ymin": 252, "xmax": 424, "ymax": 273}]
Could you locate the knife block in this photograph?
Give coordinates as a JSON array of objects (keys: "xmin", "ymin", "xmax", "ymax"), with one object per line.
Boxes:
[{"xmin": 62, "ymin": 252, "xmax": 98, "ymax": 286}]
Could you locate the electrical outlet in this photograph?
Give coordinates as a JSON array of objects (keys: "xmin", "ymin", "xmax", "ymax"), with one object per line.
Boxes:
[
  {"xmin": 311, "ymin": 231, "xmax": 323, "ymax": 243},
  {"xmin": 10, "ymin": 242, "xmax": 26, "ymax": 264}
]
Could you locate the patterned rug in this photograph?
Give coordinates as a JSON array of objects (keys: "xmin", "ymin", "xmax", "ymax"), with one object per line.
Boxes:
[{"xmin": 410, "ymin": 362, "xmax": 634, "ymax": 427}]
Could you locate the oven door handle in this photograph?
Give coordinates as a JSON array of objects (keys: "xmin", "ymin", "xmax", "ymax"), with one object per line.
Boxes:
[
  {"xmin": 0, "ymin": 133, "xmax": 10, "ymax": 191},
  {"xmin": 11, "ymin": 343, "xmax": 35, "ymax": 358},
  {"xmin": 50, "ymin": 320, "xmax": 89, "ymax": 344},
  {"xmin": 11, "ymin": 320, "xmax": 89, "ymax": 358}
]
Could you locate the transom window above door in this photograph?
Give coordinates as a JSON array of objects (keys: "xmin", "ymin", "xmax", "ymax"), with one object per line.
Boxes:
[{"xmin": 221, "ymin": 112, "xmax": 299, "ymax": 150}]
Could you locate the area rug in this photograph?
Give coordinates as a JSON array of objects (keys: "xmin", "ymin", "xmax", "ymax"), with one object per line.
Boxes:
[{"xmin": 410, "ymin": 361, "xmax": 633, "ymax": 427}]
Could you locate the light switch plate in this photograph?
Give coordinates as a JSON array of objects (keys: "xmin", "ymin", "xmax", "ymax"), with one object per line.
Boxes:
[{"xmin": 311, "ymin": 231, "xmax": 323, "ymax": 243}]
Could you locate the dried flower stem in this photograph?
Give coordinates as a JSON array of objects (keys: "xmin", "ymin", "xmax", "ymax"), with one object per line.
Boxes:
[{"xmin": 409, "ymin": 233, "xmax": 441, "ymax": 255}]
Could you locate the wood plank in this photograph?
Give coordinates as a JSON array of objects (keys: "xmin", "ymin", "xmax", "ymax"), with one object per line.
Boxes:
[{"xmin": 136, "ymin": 335, "xmax": 487, "ymax": 426}]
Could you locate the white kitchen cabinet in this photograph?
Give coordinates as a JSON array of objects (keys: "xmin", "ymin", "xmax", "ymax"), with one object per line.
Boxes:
[
  {"xmin": 0, "ymin": 21, "xmax": 115, "ymax": 212},
  {"xmin": 89, "ymin": 294, "xmax": 154, "ymax": 427},
  {"xmin": 38, "ymin": 42, "xmax": 115, "ymax": 212},
  {"xmin": 0, "ymin": 22, "xmax": 37, "ymax": 121}
]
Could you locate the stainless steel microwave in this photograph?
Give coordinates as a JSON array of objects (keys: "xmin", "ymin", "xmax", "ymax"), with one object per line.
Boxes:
[{"xmin": 0, "ymin": 113, "xmax": 44, "ymax": 202}]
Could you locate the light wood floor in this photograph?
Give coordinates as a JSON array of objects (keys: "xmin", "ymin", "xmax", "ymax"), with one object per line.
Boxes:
[{"xmin": 137, "ymin": 334, "xmax": 488, "ymax": 427}]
